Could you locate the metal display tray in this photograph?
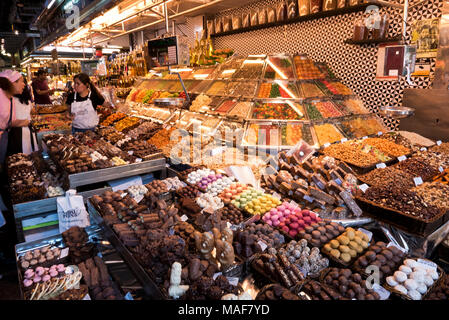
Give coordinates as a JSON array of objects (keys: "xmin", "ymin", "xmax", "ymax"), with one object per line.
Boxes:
[
  {"xmin": 86, "ymin": 200, "xmax": 164, "ymax": 299},
  {"xmin": 66, "ymin": 157, "xmax": 166, "ymax": 188}
]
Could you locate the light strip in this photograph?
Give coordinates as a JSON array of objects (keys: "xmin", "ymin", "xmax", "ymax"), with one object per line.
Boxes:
[
  {"xmin": 221, "ymin": 69, "xmax": 236, "ymax": 75},
  {"xmin": 267, "ymin": 59, "xmax": 287, "ymax": 80},
  {"xmin": 275, "ymin": 80, "xmax": 296, "ymax": 98},
  {"xmin": 47, "ymin": 0, "xmax": 56, "ymax": 9},
  {"xmin": 193, "ymin": 74, "xmax": 209, "ymax": 79},
  {"xmin": 243, "ymin": 59, "xmax": 264, "ymax": 64},
  {"xmin": 285, "ymin": 100, "xmax": 304, "ymax": 118}
]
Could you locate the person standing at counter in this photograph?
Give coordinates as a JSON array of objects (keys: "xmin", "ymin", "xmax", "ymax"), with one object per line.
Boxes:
[
  {"xmin": 7, "ymin": 77, "xmax": 37, "ymax": 155},
  {"xmin": 0, "ymin": 70, "xmax": 28, "ymax": 168},
  {"xmin": 32, "ymin": 69, "xmax": 54, "ymax": 105},
  {"xmin": 66, "ymin": 73, "xmax": 106, "ymax": 133}
]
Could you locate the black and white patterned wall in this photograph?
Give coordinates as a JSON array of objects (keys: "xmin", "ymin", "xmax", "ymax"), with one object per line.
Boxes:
[{"xmin": 211, "ymin": 0, "xmax": 443, "ymax": 130}]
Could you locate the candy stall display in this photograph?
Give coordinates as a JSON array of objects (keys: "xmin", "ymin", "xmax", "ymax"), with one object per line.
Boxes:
[
  {"xmin": 279, "ymin": 122, "xmax": 315, "ymax": 147},
  {"xmin": 293, "ymin": 55, "xmax": 325, "ymax": 80},
  {"xmin": 257, "ymin": 81, "xmax": 300, "ymax": 99},
  {"xmin": 264, "ymin": 55, "xmax": 295, "ymax": 80},
  {"xmin": 251, "ymin": 101, "xmax": 306, "ymax": 120}
]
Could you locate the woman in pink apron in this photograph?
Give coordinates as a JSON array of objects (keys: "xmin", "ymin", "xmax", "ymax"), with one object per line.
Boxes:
[
  {"xmin": 66, "ymin": 73, "xmax": 106, "ymax": 134},
  {"xmin": 0, "ymin": 70, "xmax": 28, "ymax": 168}
]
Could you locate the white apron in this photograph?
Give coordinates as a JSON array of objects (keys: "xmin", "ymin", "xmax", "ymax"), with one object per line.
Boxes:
[
  {"xmin": 71, "ymin": 91, "xmax": 99, "ymax": 129},
  {"xmin": 13, "ymin": 98, "xmax": 38, "ymax": 154}
]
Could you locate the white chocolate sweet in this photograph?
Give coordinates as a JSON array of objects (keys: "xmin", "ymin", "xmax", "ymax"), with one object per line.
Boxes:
[
  {"xmin": 386, "ymin": 276, "xmax": 399, "ymax": 287},
  {"xmin": 409, "ymin": 272, "xmax": 424, "ymax": 283},
  {"xmin": 394, "ymin": 271, "xmax": 407, "ymax": 283},
  {"xmin": 404, "ymin": 279, "xmax": 418, "ymax": 291},
  {"xmin": 394, "ymin": 285, "xmax": 408, "ymax": 295},
  {"xmin": 424, "ymin": 275, "xmax": 434, "ymax": 287},
  {"xmin": 399, "ymin": 265, "xmax": 412, "ymax": 275},
  {"xmin": 407, "ymin": 290, "xmax": 422, "ymax": 300},
  {"xmin": 427, "ymin": 269, "xmax": 439, "ymax": 281},
  {"xmin": 417, "ymin": 284, "xmax": 428, "ymax": 295},
  {"xmin": 404, "ymin": 259, "xmax": 418, "ymax": 268}
]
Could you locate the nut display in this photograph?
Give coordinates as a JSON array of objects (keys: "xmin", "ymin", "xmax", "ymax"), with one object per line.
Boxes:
[
  {"xmin": 395, "ymin": 156, "xmax": 440, "ymax": 182},
  {"xmin": 322, "ymin": 267, "xmax": 380, "ymax": 300},
  {"xmin": 353, "ymin": 242, "xmax": 406, "ymax": 282},
  {"xmin": 386, "ymin": 258, "xmax": 439, "ymax": 300},
  {"xmin": 359, "ymin": 166, "xmax": 415, "ymax": 189},
  {"xmin": 314, "ymin": 123, "xmax": 344, "ymax": 146},
  {"xmin": 322, "ymin": 228, "xmax": 370, "ymax": 264},
  {"xmin": 233, "ymin": 222, "xmax": 285, "ymax": 258}
]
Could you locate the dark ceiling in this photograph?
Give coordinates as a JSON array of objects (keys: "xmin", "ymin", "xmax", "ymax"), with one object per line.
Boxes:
[{"xmin": 0, "ymin": 0, "xmax": 46, "ymax": 55}]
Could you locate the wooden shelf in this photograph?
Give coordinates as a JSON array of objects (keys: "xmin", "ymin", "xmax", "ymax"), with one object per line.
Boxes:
[
  {"xmin": 211, "ymin": 4, "xmax": 374, "ymax": 38},
  {"xmin": 344, "ymin": 36, "xmax": 403, "ymax": 45}
]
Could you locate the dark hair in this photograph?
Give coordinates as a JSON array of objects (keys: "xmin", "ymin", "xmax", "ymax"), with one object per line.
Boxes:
[
  {"xmin": 14, "ymin": 78, "xmax": 31, "ymax": 105},
  {"xmin": 37, "ymin": 69, "xmax": 47, "ymax": 76},
  {"xmin": 74, "ymin": 73, "xmax": 104, "ymax": 100},
  {"xmin": 0, "ymin": 77, "xmax": 14, "ymax": 95}
]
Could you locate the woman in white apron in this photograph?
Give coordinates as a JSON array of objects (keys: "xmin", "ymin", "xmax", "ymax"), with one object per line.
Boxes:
[
  {"xmin": 66, "ymin": 73, "xmax": 106, "ymax": 134},
  {"xmin": 11, "ymin": 80, "xmax": 38, "ymax": 154},
  {"xmin": 0, "ymin": 70, "xmax": 27, "ymax": 167}
]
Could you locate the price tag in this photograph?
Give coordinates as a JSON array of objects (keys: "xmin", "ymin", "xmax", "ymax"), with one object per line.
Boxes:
[
  {"xmin": 362, "ymin": 136, "xmax": 368, "ymax": 140},
  {"xmin": 226, "ymin": 222, "xmax": 232, "ymax": 229},
  {"xmin": 227, "ymin": 277, "xmax": 239, "ymax": 286},
  {"xmin": 372, "ymin": 283, "xmax": 390, "ymax": 300},
  {"xmin": 413, "ymin": 177, "xmax": 423, "ymax": 186},
  {"xmin": 121, "ymin": 192, "xmax": 128, "ymax": 198},
  {"xmin": 420, "ymin": 147, "xmax": 427, "ymax": 151},
  {"xmin": 358, "ymin": 228, "xmax": 373, "ymax": 242},
  {"xmin": 439, "ymin": 166, "xmax": 444, "ymax": 173},
  {"xmin": 180, "ymin": 215, "xmax": 188, "ymax": 222},
  {"xmin": 134, "ymin": 194, "xmax": 144, "ymax": 203},
  {"xmin": 437, "ymin": 140, "xmax": 442, "ymax": 146},
  {"xmin": 323, "ymin": 143, "xmax": 331, "ymax": 148},
  {"xmin": 213, "ymin": 272, "xmax": 222, "ymax": 280},
  {"xmin": 397, "ymin": 155, "xmax": 407, "ymax": 162},
  {"xmin": 60, "ymin": 247, "xmax": 69, "ymax": 259},
  {"xmin": 135, "ymin": 158, "xmax": 142, "ymax": 163},
  {"xmin": 376, "ymin": 163, "xmax": 386, "ymax": 169},
  {"xmin": 359, "ymin": 184, "xmax": 369, "ymax": 193},
  {"xmin": 341, "ymin": 138, "xmax": 348, "ymax": 143},
  {"xmin": 124, "ymin": 292, "xmax": 134, "ymax": 300},
  {"xmin": 387, "ymin": 242, "xmax": 408, "ymax": 253},
  {"xmin": 272, "ymin": 192, "xmax": 282, "ymax": 200},
  {"xmin": 417, "ymin": 259, "xmax": 438, "ymax": 271},
  {"xmin": 304, "ymin": 195, "xmax": 315, "ymax": 203},
  {"xmin": 334, "ymin": 178, "xmax": 342, "ymax": 186},
  {"xmin": 258, "ymin": 240, "xmax": 268, "ymax": 252},
  {"xmin": 128, "ymin": 151, "xmax": 134, "ymax": 155},
  {"xmin": 377, "ymin": 131, "xmax": 383, "ymax": 136},
  {"xmin": 82, "ymin": 294, "xmax": 91, "ymax": 300},
  {"xmin": 169, "ymin": 228, "xmax": 175, "ymax": 236}
]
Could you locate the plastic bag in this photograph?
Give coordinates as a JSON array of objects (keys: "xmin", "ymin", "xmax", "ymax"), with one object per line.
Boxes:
[
  {"xmin": 223, "ymin": 16, "xmax": 232, "ymax": 32},
  {"xmin": 322, "ymin": 0, "xmax": 337, "ymax": 11},
  {"xmin": 215, "ymin": 17, "xmax": 223, "ymax": 34},
  {"xmin": 242, "ymin": 13, "xmax": 250, "ymax": 28},
  {"xmin": 276, "ymin": 2, "xmax": 287, "ymax": 22},
  {"xmin": 298, "ymin": 0, "xmax": 310, "ymax": 16},
  {"xmin": 57, "ymin": 190, "xmax": 90, "ymax": 233},
  {"xmin": 232, "ymin": 14, "xmax": 242, "ymax": 30},
  {"xmin": 250, "ymin": 10, "xmax": 259, "ymax": 26},
  {"xmin": 207, "ymin": 19, "xmax": 215, "ymax": 35},
  {"xmin": 310, "ymin": 0, "xmax": 322, "ymax": 14},
  {"xmin": 259, "ymin": 7, "xmax": 268, "ymax": 24},
  {"xmin": 287, "ymin": 0, "xmax": 298, "ymax": 19},
  {"xmin": 337, "ymin": 0, "xmax": 347, "ymax": 8},
  {"xmin": 267, "ymin": 7, "xmax": 276, "ymax": 23}
]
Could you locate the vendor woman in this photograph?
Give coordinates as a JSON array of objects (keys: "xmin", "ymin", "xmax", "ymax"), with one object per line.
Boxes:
[
  {"xmin": 0, "ymin": 70, "xmax": 28, "ymax": 167},
  {"xmin": 66, "ymin": 73, "xmax": 107, "ymax": 133}
]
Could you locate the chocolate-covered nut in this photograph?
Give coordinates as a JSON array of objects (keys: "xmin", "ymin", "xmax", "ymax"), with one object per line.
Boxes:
[
  {"xmin": 380, "ymin": 265, "xmax": 391, "ymax": 275},
  {"xmin": 381, "ymin": 249, "xmax": 393, "ymax": 260},
  {"xmin": 370, "ymin": 245, "xmax": 382, "ymax": 253},
  {"xmin": 352, "ymin": 273, "xmax": 362, "ymax": 283},
  {"xmin": 365, "ymin": 250, "xmax": 376, "ymax": 262},
  {"xmin": 312, "ymin": 230, "xmax": 321, "ymax": 239},
  {"xmin": 358, "ymin": 256, "xmax": 368, "ymax": 267},
  {"xmin": 319, "ymin": 235, "xmax": 328, "ymax": 244},
  {"xmin": 376, "ymin": 254, "xmax": 386, "ymax": 264}
]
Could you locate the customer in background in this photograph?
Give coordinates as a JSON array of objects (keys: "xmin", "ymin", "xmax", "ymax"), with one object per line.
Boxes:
[
  {"xmin": 66, "ymin": 73, "xmax": 107, "ymax": 133},
  {"xmin": 0, "ymin": 70, "xmax": 28, "ymax": 168},
  {"xmin": 7, "ymin": 77, "xmax": 37, "ymax": 155},
  {"xmin": 32, "ymin": 69, "xmax": 54, "ymax": 105}
]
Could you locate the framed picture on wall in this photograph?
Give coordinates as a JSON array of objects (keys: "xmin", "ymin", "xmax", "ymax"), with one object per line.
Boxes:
[{"xmin": 411, "ymin": 18, "xmax": 440, "ymax": 58}]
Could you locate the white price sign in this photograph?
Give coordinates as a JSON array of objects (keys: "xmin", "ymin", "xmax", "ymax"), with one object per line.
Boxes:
[
  {"xmin": 413, "ymin": 177, "xmax": 423, "ymax": 186},
  {"xmin": 376, "ymin": 163, "xmax": 386, "ymax": 169}
]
